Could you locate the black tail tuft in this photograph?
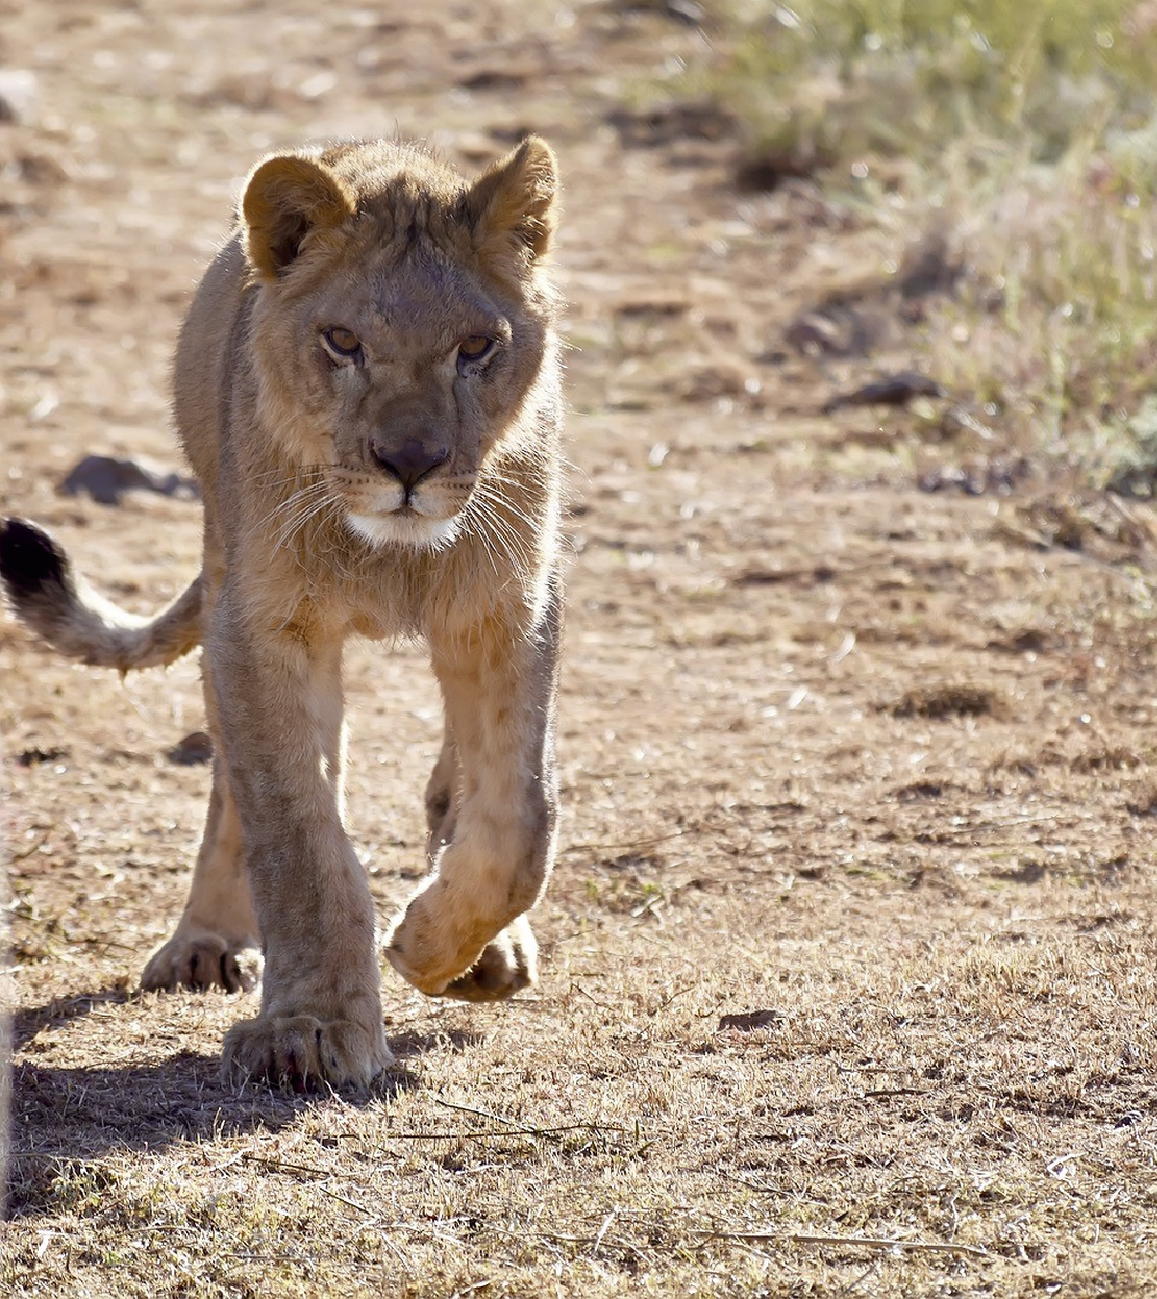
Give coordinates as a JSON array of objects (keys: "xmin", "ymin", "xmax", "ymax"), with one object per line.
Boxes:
[{"xmin": 0, "ymin": 518, "xmax": 69, "ymax": 601}]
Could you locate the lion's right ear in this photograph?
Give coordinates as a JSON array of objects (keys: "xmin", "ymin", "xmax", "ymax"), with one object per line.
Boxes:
[{"xmin": 241, "ymin": 155, "xmax": 357, "ymax": 280}]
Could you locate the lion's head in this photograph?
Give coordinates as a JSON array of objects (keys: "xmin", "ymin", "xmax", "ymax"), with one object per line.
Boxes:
[{"xmin": 239, "ymin": 137, "xmax": 560, "ymax": 551}]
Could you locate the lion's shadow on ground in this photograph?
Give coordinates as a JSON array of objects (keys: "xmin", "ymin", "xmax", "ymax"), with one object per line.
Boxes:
[{"xmin": 7, "ymin": 990, "xmax": 480, "ymax": 1219}]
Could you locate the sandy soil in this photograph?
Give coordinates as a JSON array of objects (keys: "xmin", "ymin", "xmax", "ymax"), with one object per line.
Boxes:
[{"xmin": 3, "ymin": 2, "xmax": 1157, "ymax": 1295}]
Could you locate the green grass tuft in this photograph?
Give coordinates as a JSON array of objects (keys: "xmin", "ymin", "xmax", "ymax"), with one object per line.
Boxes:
[
  {"xmin": 685, "ymin": 1, "xmax": 1157, "ymax": 471},
  {"xmin": 702, "ymin": 1, "xmax": 1157, "ymax": 174}
]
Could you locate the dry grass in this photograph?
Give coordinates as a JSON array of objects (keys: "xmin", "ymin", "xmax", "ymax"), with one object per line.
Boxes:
[
  {"xmin": 4, "ymin": 1, "xmax": 1157, "ymax": 1296},
  {"xmin": 8, "ymin": 885, "xmax": 1157, "ymax": 1296}
]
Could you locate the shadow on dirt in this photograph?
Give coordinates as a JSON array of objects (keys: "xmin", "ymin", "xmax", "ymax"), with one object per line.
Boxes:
[
  {"xmin": 7, "ymin": 990, "xmax": 420, "ymax": 1219},
  {"xmin": 388, "ymin": 1027, "xmax": 487, "ymax": 1057},
  {"xmin": 12, "ymin": 987, "xmax": 133, "ymax": 1053}
]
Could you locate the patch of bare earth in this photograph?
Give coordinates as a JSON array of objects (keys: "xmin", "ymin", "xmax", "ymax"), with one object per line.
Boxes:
[{"xmin": 3, "ymin": 2, "xmax": 1157, "ymax": 1295}]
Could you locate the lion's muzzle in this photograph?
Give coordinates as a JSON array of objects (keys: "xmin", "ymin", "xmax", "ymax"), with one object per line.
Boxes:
[{"xmin": 370, "ymin": 437, "xmax": 450, "ymax": 498}]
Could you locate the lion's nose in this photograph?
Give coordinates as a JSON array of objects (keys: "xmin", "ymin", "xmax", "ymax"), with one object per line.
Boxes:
[{"xmin": 371, "ymin": 438, "xmax": 450, "ymax": 491}]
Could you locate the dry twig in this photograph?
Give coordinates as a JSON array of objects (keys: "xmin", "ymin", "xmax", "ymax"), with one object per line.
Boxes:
[{"xmin": 699, "ymin": 1229, "xmax": 987, "ymax": 1258}]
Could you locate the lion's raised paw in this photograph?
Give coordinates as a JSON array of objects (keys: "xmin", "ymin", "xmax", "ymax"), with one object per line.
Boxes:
[
  {"xmin": 385, "ymin": 884, "xmax": 541, "ymax": 1000},
  {"xmin": 222, "ymin": 1013, "xmax": 395, "ymax": 1094}
]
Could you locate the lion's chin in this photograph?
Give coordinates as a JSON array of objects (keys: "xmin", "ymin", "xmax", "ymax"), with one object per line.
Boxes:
[{"xmin": 346, "ymin": 511, "xmax": 463, "ymax": 553}]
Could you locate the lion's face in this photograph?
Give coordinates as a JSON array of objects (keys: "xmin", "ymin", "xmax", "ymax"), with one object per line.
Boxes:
[
  {"xmin": 284, "ymin": 247, "xmax": 547, "ymax": 553},
  {"xmin": 241, "ymin": 140, "xmax": 558, "ymax": 552}
]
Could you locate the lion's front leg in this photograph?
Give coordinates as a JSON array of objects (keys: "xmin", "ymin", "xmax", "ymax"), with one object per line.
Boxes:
[
  {"xmin": 386, "ymin": 584, "xmax": 561, "ymax": 998},
  {"xmin": 209, "ymin": 594, "xmax": 392, "ymax": 1091},
  {"xmin": 419, "ymin": 725, "xmax": 540, "ymax": 1000}
]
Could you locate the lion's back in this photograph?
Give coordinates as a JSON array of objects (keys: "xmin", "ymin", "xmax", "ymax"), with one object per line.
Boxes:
[{"xmin": 173, "ymin": 233, "xmax": 251, "ymax": 497}]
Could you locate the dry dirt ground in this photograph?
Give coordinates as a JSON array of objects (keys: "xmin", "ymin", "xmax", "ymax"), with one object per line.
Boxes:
[{"xmin": 3, "ymin": 2, "xmax": 1157, "ymax": 1296}]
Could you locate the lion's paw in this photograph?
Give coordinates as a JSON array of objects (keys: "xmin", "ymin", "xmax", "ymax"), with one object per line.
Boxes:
[
  {"xmin": 222, "ymin": 1013, "xmax": 395, "ymax": 1093},
  {"xmin": 384, "ymin": 881, "xmax": 474, "ymax": 995},
  {"xmin": 441, "ymin": 918, "xmax": 538, "ymax": 1002},
  {"xmin": 142, "ymin": 931, "xmax": 259, "ymax": 994}
]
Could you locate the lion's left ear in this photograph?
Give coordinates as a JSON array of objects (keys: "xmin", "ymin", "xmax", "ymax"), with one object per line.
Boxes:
[
  {"xmin": 467, "ymin": 136, "xmax": 559, "ymax": 267},
  {"xmin": 242, "ymin": 153, "xmax": 357, "ymax": 280}
]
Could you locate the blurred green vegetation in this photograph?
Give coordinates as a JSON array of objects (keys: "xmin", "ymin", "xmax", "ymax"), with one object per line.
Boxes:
[
  {"xmin": 691, "ymin": 1, "xmax": 1157, "ymax": 479},
  {"xmin": 703, "ymin": 0, "xmax": 1157, "ymax": 182}
]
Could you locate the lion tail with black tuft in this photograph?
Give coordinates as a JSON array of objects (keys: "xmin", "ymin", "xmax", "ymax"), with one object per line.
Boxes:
[{"xmin": 0, "ymin": 518, "xmax": 202, "ymax": 672}]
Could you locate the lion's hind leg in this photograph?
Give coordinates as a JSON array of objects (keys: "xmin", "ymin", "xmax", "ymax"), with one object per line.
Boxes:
[
  {"xmin": 424, "ymin": 726, "xmax": 458, "ymax": 856},
  {"xmin": 440, "ymin": 915, "xmax": 538, "ymax": 1002},
  {"xmin": 142, "ymin": 771, "xmax": 260, "ymax": 993}
]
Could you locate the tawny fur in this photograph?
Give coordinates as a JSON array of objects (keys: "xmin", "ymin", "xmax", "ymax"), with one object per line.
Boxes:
[
  {"xmin": 0, "ymin": 518, "xmax": 203, "ymax": 670},
  {"xmin": 0, "ymin": 137, "xmax": 565, "ymax": 1092}
]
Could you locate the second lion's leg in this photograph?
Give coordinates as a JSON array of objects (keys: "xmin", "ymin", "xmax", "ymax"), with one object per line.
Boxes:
[{"xmin": 386, "ymin": 580, "xmax": 561, "ymax": 997}]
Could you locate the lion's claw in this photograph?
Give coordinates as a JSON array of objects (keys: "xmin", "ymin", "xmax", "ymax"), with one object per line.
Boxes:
[
  {"xmin": 222, "ymin": 1013, "xmax": 395, "ymax": 1093},
  {"xmin": 142, "ymin": 931, "xmax": 258, "ymax": 994}
]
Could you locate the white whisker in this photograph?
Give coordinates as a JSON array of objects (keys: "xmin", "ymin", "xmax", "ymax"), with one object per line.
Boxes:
[{"xmin": 462, "ymin": 485, "xmax": 540, "ymax": 582}]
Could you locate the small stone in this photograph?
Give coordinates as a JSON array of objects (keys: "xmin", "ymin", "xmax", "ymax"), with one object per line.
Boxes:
[
  {"xmin": 168, "ymin": 731, "xmax": 213, "ymax": 766},
  {"xmin": 0, "ymin": 70, "xmax": 39, "ymax": 124}
]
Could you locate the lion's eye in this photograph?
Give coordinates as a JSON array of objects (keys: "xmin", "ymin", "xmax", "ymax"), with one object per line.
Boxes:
[
  {"xmin": 457, "ymin": 335, "xmax": 494, "ymax": 364},
  {"xmin": 322, "ymin": 327, "xmax": 363, "ymax": 360}
]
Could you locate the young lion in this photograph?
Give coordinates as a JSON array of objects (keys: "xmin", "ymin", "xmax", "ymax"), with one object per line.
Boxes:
[{"xmin": 0, "ymin": 137, "xmax": 565, "ymax": 1092}]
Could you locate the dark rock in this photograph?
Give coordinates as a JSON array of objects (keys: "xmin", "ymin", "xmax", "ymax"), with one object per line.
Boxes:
[
  {"xmin": 167, "ymin": 731, "xmax": 213, "ymax": 766},
  {"xmin": 57, "ymin": 455, "xmax": 199, "ymax": 506}
]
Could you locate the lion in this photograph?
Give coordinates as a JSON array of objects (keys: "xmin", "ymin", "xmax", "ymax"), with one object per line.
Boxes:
[{"xmin": 0, "ymin": 135, "xmax": 565, "ymax": 1093}]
